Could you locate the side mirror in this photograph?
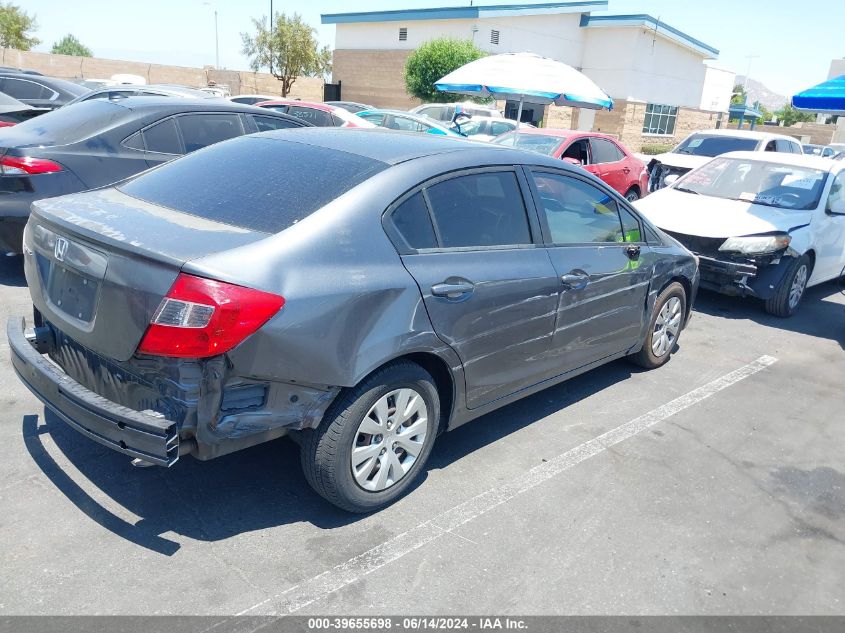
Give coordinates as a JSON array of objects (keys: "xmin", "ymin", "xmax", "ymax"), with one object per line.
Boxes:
[
  {"xmin": 663, "ymin": 174, "xmax": 680, "ymax": 186},
  {"xmin": 563, "ymin": 157, "xmax": 583, "ymax": 167},
  {"xmin": 827, "ymin": 197, "xmax": 845, "ymax": 215}
]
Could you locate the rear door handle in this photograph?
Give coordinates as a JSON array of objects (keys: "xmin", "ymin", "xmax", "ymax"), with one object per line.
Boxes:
[
  {"xmin": 622, "ymin": 167, "xmax": 631, "ymax": 174},
  {"xmin": 560, "ymin": 273, "xmax": 589, "ymax": 290},
  {"xmin": 431, "ymin": 279, "xmax": 475, "ymax": 299}
]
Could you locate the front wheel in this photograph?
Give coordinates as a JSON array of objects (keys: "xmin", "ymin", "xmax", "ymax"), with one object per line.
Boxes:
[
  {"xmin": 300, "ymin": 361, "xmax": 439, "ymax": 513},
  {"xmin": 765, "ymin": 255, "xmax": 811, "ymax": 317},
  {"xmin": 630, "ymin": 282, "xmax": 686, "ymax": 369}
]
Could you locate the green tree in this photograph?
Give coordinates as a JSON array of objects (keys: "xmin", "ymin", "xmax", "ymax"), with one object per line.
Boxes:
[
  {"xmin": 0, "ymin": 2, "xmax": 39, "ymax": 50},
  {"xmin": 730, "ymin": 83, "xmax": 747, "ymax": 106},
  {"xmin": 241, "ymin": 12, "xmax": 331, "ymax": 97},
  {"xmin": 51, "ymin": 34, "xmax": 92, "ymax": 57},
  {"xmin": 775, "ymin": 103, "xmax": 816, "ymax": 127},
  {"xmin": 404, "ymin": 37, "xmax": 485, "ymax": 103}
]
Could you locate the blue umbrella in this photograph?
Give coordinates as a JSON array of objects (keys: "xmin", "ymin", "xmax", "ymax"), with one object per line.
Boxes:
[
  {"xmin": 435, "ymin": 52, "xmax": 613, "ymax": 125},
  {"xmin": 792, "ymin": 74, "xmax": 845, "ymax": 115}
]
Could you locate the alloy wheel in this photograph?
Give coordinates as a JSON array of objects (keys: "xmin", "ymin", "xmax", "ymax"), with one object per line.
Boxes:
[
  {"xmin": 651, "ymin": 296, "xmax": 683, "ymax": 357},
  {"xmin": 350, "ymin": 388, "xmax": 429, "ymax": 492},
  {"xmin": 788, "ymin": 264, "xmax": 808, "ymax": 310}
]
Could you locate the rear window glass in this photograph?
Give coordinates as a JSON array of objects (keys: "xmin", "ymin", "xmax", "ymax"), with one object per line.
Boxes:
[
  {"xmin": 673, "ymin": 134, "xmax": 759, "ymax": 157},
  {"xmin": 118, "ymin": 136, "xmax": 387, "ymax": 233},
  {"xmin": 6, "ymin": 100, "xmax": 129, "ymax": 144}
]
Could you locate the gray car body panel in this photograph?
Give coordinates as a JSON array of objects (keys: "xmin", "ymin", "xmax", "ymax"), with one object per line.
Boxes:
[{"xmin": 13, "ymin": 128, "xmax": 697, "ymax": 460}]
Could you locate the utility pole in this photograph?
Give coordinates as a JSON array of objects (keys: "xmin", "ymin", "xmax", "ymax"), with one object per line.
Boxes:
[
  {"xmin": 269, "ymin": 0, "xmax": 274, "ymax": 75},
  {"xmin": 214, "ymin": 9, "xmax": 219, "ymax": 69},
  {"xmin": 743, "ymin": 54, "xmax": 759, "ymax": 93}
]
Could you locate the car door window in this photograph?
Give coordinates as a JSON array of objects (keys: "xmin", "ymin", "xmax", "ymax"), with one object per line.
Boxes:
[
  {"xmin": 390, "ymin": 115, "xmax": 426, "ymax": 132},
  {"xmin": 764, "ymin": 140, "xmax": 778, "ymax": 152},
  {"xmin": 359, "ymin": 112, "xmax": 386, "ymax": 126},
  {"xmin": 122, "ymin": 131, "xmax": 145, "ymax": 151},
  {"xmin": 2, "ymin": 78, "xmax": 53, "ymax": 100},
  {"xmin": 286, "ymin": 106, "xmax": 333, "ymax": 126},
  {"xmin": 561, "ymin": 139, "xmax": 590, "ymax": 164},
  {"xmin": 142, "ymin": 117, "xmax": 182, "ymax": 155},
  {"xmin": 489, "ymin": 121, "xmax": 514, "ymax": 136},
  {"xmin": 532, "ymin": 172, "xmax": 627, "ymax": 244},
  {"xmin": 425, "ymin": 171, "xmax": 532, "ymax": 248},
  {"xmin": 826, "ymin": 172, "xmax": 845, "ymax": 212},
  {"xmin": 389, "ymin": 192, "xmax": 438, "ymax": 250},
  {"xmin": 177, "ymin": 113, "xmax": 244, "ymax": 153},
  {"xmin": 590, "ymin": 138, "xmax": 624, "ymax": 164},
  {"xmin": 775, "ymin": 139, "xmax": 794, "ymax": 153},
  {"xmin": 251, "ymin": 115, "xmax": 300, "ymax": 132},
  {"xmin": 419, "ymin": 106, "xmax": 446, "ymax": 121}
]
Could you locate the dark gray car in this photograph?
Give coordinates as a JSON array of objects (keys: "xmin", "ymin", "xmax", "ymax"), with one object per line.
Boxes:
[{"xmin": 8, "ymin": 128, "xmax": 699, "ymax": 513}]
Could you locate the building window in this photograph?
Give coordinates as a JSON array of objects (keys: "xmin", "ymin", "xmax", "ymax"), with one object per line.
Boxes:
[
  {"xmin": 399, "ymin": 27, "xmax": 408, "ymax": 41},
  {"xmin": 642, "ymin": 103, "xmax": 678, "ymax": 135},
  {"xmin": 490, "ymin": 29, "xmax": 500, "ymax": 45}
]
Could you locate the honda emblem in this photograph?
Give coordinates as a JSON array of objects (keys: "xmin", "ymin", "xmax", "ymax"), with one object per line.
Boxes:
[{"xmin": 54, "ymin": 237, "xmax": 69, "ymax": 262}]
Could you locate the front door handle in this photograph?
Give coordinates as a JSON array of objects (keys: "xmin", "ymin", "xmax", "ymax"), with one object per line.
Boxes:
[
  {"xmin": 560, "ymin": 272, "xmax": 589, "ymax": 290},
  {"xmin": 431, "ymin": 279, "xmax": 475, "ymax": 299},
  {"xmin": 625, "ymin": 245, "xmax": 641, "ymax": 260}
]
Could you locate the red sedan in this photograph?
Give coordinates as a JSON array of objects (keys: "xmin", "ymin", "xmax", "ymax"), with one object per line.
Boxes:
[
  {"xmin": 492, "ymin": 128, "xmax": 649, "ymax": 201},
  {"xmin": 255, "ymin": 99, "xmax": 375, "ymax": 128}
]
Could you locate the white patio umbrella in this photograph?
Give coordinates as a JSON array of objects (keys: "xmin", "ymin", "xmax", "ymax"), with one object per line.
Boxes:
[{"xmin": 434, "ymin": 52, "xmax": 613, "ymax": 126}]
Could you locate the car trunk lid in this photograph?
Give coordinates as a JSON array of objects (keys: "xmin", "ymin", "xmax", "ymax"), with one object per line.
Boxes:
[{"xmin": 25, "ymin": 187, "xmax": 270, "ymax": 361}]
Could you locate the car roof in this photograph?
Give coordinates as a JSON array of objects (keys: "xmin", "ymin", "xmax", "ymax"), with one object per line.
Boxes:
[
  {"xmin": 86, "ymin": 96, "xmax": 308, "ymax": 117},
  {"xmin": 251, "ymin": 127, "xmax": 561, "ymax": 167},
  {"xmin": 498, "ymin": 127, "xmax": 616, "ymax": 141},
  {"xmin": 720, "ymin": 150, "xmax": 843, "ymax": 172},
  {"xmin": 256, "ymin": 99, "xmax": 335, "ymax": 111},
  {"xmin": 687, "ymin": 128, "xmax": 797, "ymax": 142}
]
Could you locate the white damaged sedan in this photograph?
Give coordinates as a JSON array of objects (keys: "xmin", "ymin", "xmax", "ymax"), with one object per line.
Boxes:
[{"xmin": 635, "ymin": 151, "xmax": 845, "ymax": 316}]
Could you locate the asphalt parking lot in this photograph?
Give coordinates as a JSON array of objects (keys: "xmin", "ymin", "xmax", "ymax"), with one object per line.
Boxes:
[{"xmin": 1, "ymin": 254, "xmax": 844, "ymax": 616}]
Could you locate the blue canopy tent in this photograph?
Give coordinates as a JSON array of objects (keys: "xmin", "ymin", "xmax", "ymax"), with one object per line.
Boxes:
[{"xmin": 792, "ymin": 74, "xmax": 845, "ymax": 115}]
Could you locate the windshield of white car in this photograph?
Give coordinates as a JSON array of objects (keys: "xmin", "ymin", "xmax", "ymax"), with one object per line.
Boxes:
[
  {"xmin": 492, "ymin": 133, "xmax": 562, "ymax": 155},
  {"xmin": 672, "ymin": 157, "xmax": 828, "ymax": 210},
  {"xmin": 674, "ymin": 134, "xmax": 759, "ymax": 157}
]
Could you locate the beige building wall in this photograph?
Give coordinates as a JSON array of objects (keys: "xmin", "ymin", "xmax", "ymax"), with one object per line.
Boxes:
[
  {"xmin": 0, "ymin": 48, "xmax": 323, "ymax": 101},
  {"xmin": 593, "ymin": 100, "xmax": 725, "ymax": 151},
  {"xmin": 332, "ymin": 49, "xmax": 418, "ymax": 109}
]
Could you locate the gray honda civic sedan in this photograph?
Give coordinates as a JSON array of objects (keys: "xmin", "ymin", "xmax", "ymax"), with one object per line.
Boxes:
[{"xmin": 8, "ymin": 128, "xmax": 698, "ymax": 512}]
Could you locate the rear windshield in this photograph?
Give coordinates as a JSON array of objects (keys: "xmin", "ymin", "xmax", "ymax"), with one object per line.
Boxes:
[
  {"xmin": 492, "ymin": 133, "xmax": 563, "ymax": 155},
  {"xmin": 673, "ymin": 134, "xmax": 759, "ymax": 157},
  {"xmin": 118, "ymin": 135, "xmax": 387, "ymax": 233},
  {"xmin": 3, "ymin": 99, "xmax": 129, "ymax": 145}
]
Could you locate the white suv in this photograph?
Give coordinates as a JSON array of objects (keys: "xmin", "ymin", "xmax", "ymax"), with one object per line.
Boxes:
[{"xmin": 411, "ymin": 102, "xmax": 502, "ymax": 123}]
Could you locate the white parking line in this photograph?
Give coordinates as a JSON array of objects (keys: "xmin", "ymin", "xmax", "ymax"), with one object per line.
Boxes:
[{"xmin": 233, "ymin": 355, "xmax": 777, "ymax": 618}]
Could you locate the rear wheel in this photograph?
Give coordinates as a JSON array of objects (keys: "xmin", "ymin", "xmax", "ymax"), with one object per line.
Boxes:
[
  {"xmin": 624, "ymin": 188, "xmax": 640, "ymax": 202},
  {"xmin": 300, "ymin": 361, "xmax": 439, "ymax": 513},
  {"xmin": 630, "ymin": 282, "xmax": 686, "ymax": 369},
  {"xmin": 765, "ymin": 254, "xmax": 811, "ymax": 318}
]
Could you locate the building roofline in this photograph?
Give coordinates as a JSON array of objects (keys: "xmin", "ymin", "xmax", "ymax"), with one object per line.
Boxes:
[
  {"xmin": 321, "ymin": 1, "xmax": 608, "ymax": 24},
  {"xmin": 579, "ymin": 14, "xmax": 719, "ymax": 58}
]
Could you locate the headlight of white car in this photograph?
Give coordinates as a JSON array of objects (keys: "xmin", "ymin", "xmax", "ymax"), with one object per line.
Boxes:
[{"xmin": 718, "ymin": 234, "xmax": 791, "ymax": 255}]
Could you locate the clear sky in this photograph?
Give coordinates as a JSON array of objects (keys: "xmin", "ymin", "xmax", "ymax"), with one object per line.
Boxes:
[{"xmin": 22, "ymin": 0, "xmax": 845, "ymax": 98}]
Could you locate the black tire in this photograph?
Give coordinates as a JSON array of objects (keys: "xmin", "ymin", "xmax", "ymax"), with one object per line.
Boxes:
[
  {"xmin": 300, "ymin": 361, "xmax": 439, "ymax": 513},
  {"xmin": 630, "ymin": 282, "xmax": 687, "ymax": 369},
  {"xmin": 764, "ymin": 254, "xmax": 811, "ymax": 318},
  {"xmin": 624, "ymin": 188, "xmax": 640, "ymax": 202}
]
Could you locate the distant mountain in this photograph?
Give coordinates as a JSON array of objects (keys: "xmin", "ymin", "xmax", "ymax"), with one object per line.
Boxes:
[{"xmin": 735, "ymin": 76, "xmax": 787, "ymax": 111}]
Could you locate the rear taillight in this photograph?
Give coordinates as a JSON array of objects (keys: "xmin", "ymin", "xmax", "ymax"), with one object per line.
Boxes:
[
  {"xmin": 0, "ymin": 121, "xmax": 16, "ymax": 128},
  {"xmin": 137, "ymin": 273, "xmax": 285, "ymax": 358},
  {"xmin": 0, "ymin": 155, "xmax": 64, "ymax": 175}
]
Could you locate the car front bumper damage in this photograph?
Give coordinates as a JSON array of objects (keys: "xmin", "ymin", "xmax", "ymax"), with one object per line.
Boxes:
[{"xmin": 697, "ymin": 255, "xmax": 791, "ymax": 300}]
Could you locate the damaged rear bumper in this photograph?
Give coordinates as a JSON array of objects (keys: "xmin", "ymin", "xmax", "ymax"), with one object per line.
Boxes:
[{"xmin": 7, "ymin": 317, "xmax": 181, "ymax": 466}]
